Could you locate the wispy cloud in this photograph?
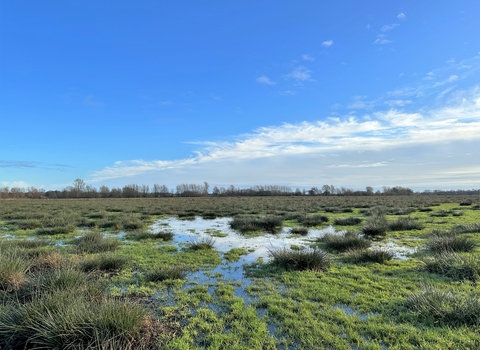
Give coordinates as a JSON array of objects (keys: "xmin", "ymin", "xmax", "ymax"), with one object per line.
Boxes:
[
  {"xmin": 347, "ymin": 96, "xmax": 374, "ymax": 109},
  {"xmin": 384, "ymin": 99, "xmax": 412, "ymax": 107},
  {"xmin": 90, "ymin": 88, "xmax": 480, "ymax": 189},
  {"xmin": 322, "ymin": 40, "xmax": 333, "ymax": 47},
  {"xmin": 256, "ymin": 75, "xmax": 276, "ymax": 85},
  {"xmin": 381, "ymin": 24, "xmax": 399, "ymax": 32},
  {"xmin": 397, "ymin": 13, "xmax": 406, "ymax": 20},
  {"xmin": 0, "ymin": 160, "xmax": 72, "ymax": 170},
  {"xmin": 302, "ymin": 54, "xmax": 315, "ymax": 61},
  {"xmin": 286, "ymin": 66, "xmax": 314, "ymax": 82},
  {"xmin": 373, "ymin": 34, "xmax": 392, "ymax": 45}
]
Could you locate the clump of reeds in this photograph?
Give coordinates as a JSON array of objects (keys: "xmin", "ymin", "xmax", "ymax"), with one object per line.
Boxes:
[
  {"xmin": 268, "ymin": 247, "xmax": 330, "ymax": 272},
  {"xmin": 346, "ymin": 249, "xmax": 394, "ymax": 264},
  {"xmin": 186, "ymin": 237, "xmax": 216, "ymax": 250},
  {"xmin": 427, "ymin": 231, "xmax": 477, "ymax": 253},
  {"xmin": 230, "ymin": 216, "xmax": 283, "ymax": 234},
  {"xmin": 388, "ymin": 216, "xmax": 424, "ymax": 231},
  {"xmin": 321, "ymin": 231, "xmax": 371, "ymax": 252},
  {"xmin": 201, "ymin": 212, "xmax": 217, "ymax": 220},
  {"xmin": 452, "ymin": 223, "xmax": 480, "ymax": 234},
  {"xmin": 422, "ymin": 251, "xmax": 480, "ymax": 282},
  {"xmin": 73, "ymin": 231, "xmax": 120, "ymax": 254},
  {"xmin": 405, "ymin": 285, "xmax": 480, "ymax": 326},
  {"xmin": 0, "ymin": 247, "xmax": 31, "ymax": 292},
  {"xmin": 81, "ymin": 253, "xmax": 128, "ymax": 273},
  {"xmin": 289, "ymin": 227, "xmax": 309, "ymax": 236},
  {"xmin": 127, "ymin": 230, "xmax": 174, "ymax": 241},
  {"xmin": 333, "ymin": 217, "xmax": 363, "ymax": 226},
  {"xmin": 36, "ymin": 226, "xmax": 75, "ymax": 235},
  {"xmin": 297, "ymin": 214, "xmax": 329, "ymax": 227},
  {"xmin": 361, "ymin": 213, "xmax": 388, "ymax": 238}
]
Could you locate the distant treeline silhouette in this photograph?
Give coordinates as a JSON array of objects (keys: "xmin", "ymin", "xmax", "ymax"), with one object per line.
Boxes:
[{"xmin": 1, "ymin": 178, "xmax": 479, "ymax": 199}]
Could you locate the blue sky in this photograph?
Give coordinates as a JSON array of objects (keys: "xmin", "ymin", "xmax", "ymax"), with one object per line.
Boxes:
[{"xmin": 1, "ymin": 1, "xmax": 480, "ymax": 191}]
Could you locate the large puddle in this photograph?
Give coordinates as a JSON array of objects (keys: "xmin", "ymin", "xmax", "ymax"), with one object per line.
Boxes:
[{"xmin": 152, "ymin": 216, "xmax": 337, "ymax": 263}]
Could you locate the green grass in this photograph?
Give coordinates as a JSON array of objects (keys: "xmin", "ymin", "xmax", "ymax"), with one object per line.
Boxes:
[
  {"xmin": 145, "ymin": 265, "xmax": 189, "ymax": 282},
  {"xmin": 224, "ymin": 248, "xmax": 249, "ymax": 262}
]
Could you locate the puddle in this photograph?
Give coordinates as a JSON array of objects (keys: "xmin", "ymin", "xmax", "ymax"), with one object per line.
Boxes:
[
  {"xmin": 152, "ymin": 216, "xmax": 340, "ymax": 263},
  {"xmin": 370, "ymin": 239, "xmax": 417, "ymax": 260}
]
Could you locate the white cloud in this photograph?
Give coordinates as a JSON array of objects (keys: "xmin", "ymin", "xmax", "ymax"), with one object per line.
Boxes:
[
  {"xmin": 347, "ymin": 96, "xmax": 374, "ymax": 109},
  {"xmin": 373, "ymin": 34, "xmax": 392, "ymax": 45},
  {"xmin": 286, "ymin": 66, "xmax": 314, "ymax": 81},
  {"xmin": 302, "ymin": 54, "xmax": 315, "ymax": 61},
  {"xmin": 433, "ymin": 75, "xmax": 459, "ymax": 87},
  {"xmin": 397, "ymin": 13, "xmax": 406, "ymax": 20},
  {"xmin": 322, "ymin": 40, "xmax": 333, "ymax": 47},
  {"xmin": 384, "ymin": 99, "xmax": 412, "ymax": 107},
  {"xmin": 91, "ymin": 88, "xmax": 480, "ymax": 190},
  {"xmin": 256, "ymin": 75, "xmax": 276, "ymax": 85},
  {"xmin": 381, "ymin": 24, "xmax": 399, "ymax": 32},
  {"xmin": 1, "ymin": 180, "xmax": 34, "ymax": 188}
]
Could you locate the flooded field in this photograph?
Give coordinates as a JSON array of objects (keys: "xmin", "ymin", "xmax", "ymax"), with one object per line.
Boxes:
[{"xmin": 0, "ymin": 196, "xmax": 479, "ymax": 349}]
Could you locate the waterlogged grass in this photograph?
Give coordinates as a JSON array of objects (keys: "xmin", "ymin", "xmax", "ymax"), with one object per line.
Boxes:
[{"xmin": 1, "ymin": 196, "xmax": 480, "ymax": 348}]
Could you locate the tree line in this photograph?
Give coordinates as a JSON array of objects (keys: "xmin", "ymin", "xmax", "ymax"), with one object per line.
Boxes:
[{"xmin": 1, "ymin": 179, "xmax": 479, "ymax": 199}]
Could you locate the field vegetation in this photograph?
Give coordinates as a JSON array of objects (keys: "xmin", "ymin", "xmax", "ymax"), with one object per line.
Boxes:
[{"xmin": 0, "ymin": 194, "xmax": 479, "ymax": 348}]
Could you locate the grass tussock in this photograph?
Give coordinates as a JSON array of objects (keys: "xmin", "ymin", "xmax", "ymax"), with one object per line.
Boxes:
[
  {"xmin": 36, "ymin": 226, "xmax": 76, "ymax": 235},
  {"xmin": 405, "ymin": 285, "xmax": 480, "ymax": 327},
  {"xmin": 0, "ymin": 248, "xmax": 31, "ymax": 292},
  {"xmin": 186, "ymin": 237, "xmax": 216, "ymax": 250},
  {"xmin": 321, "ymin": 231, "xmax": 371, "ymax": 252},
  {"xmin": 297, "ymin": 214, "xmax": 329, "ymax": 227},
  {"xmin": 268, "ymin": 247, "xmax": 330, "ymax": 272},
  {"xmin": 333, "ymin": 217, "xmax": 363, "ymax": 226},
  {"xmin": 452, "ymin": 223, "xmax": 480, "ymax": 234},
  {"xmin": 289, "ymin": 227, "xmax": 309, "ymax": 236},
  {"xmin": 388, "ymin": 216, "xmax": 424, "ymax": 231},
  {"xmin": 230, "ymin": 216, "xmax": 283, "ymax": 234},
  {"xmin": 346, "ymin": 249, "xmax": 394, "ymax": 264},
  {"xmin": 427, "ymin": 231, "xmax": 477, "ymax": 253},
  {"xmin": 73, "ymin": 231, "xmax": 120, "ymax": 254},
  {"xmin": 422, "ymin": 252, "xmax": 480, "ymax": 282},
  {"xmin": 0, "ymin": 291, "xmax": 166, "ymax": 349},
  {"xmin": 81, "ymin": 253, "xmax": 128, "ymax": 273},
  {"xmin": 127, "ymin": 230, "xmax": 174, "ymax": 241},
  {"xmin": 361, "ymin": 213, "xmax": 388, "ymax": 238}
]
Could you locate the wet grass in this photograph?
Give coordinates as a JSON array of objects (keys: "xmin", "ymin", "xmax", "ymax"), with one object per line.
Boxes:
[{"xmin": 1, "ymin": 196, "xmax": 480, "ymax": 348}]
